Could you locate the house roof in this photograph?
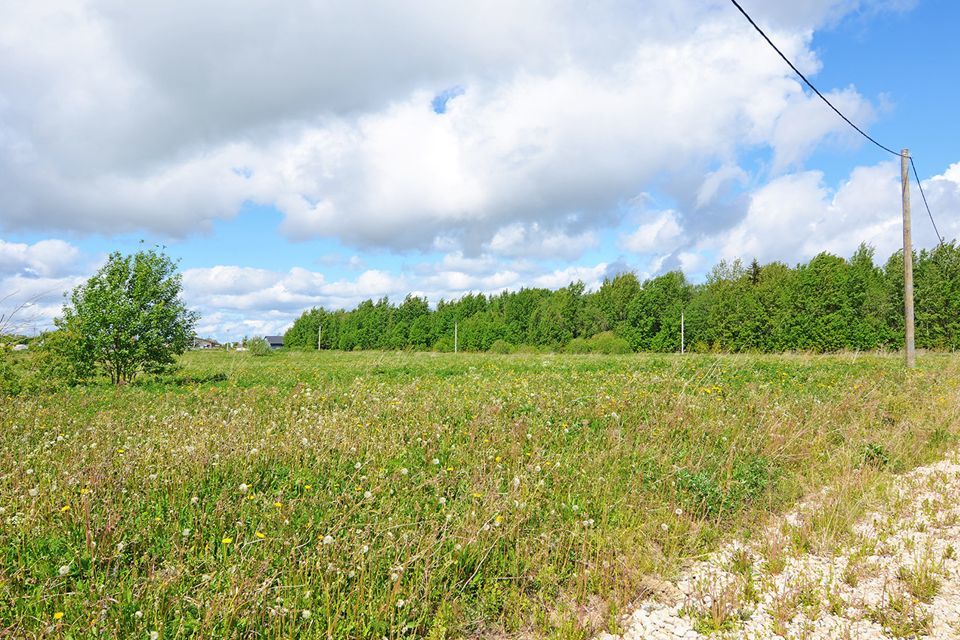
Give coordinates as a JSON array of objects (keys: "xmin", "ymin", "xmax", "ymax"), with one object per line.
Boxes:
[{"xmin": 264, "ymin": 335, "xmax": 284, "ymax": 344}]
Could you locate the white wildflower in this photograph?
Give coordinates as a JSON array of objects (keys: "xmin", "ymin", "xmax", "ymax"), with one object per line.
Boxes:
[
  {"xmin": 238, "ymin": 483, "xmax": 249, "ymax": 494},
  {"xmin": 301, "ymin": 609, "xmax": 311, "ymax": 619},
  {"xmin": 58, "ymin": 565, "xmax": 70, "ymax": 576},
  {"xmin": 322, "ymin": 535, "xmax": 334, "ymax": 545}
]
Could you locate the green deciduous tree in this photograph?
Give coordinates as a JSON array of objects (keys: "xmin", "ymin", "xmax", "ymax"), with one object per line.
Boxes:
[{"xmin": 56, "ymin": 248, "xmax": 198, "ymax": 384}]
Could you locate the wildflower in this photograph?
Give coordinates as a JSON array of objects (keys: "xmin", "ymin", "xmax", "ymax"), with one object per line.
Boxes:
[
  {"xmin": 364, "ymin": 491, "xmax": 372, "ymax": 499},
  {"xmin": 58, "ymin": 565, "xmax": 70, "ymax": 576},
  {"xmin": 302, "ymin": 437, "xmax": 309, "ymax": 446},
  {"xmin": 150, "ymin": 632, "xmax": 159, "ymax": 640},
  {"xmin": 400, "ymin": 468, "xmax": 408, "ymax": 476},
  {"xmin": 322, "ymin": 535, "xmax": 334, "ymax": 545},
  {"xmin": 221, "ymin": 537, "xmax": 233, "ymax": 545},
  {"xmin": 255, "ymin": 531, "xmax": 266, "ymax": 539},
  {"xmin": 396, "ymin": 599, "xmax": 406, "ymax": 609},
  {"xmin": 301, "ymin": 609, "xmax": 311, "ymax": 620},
  {"xmin": 182, "ymin": 528, "xmax": 191, "ymax": 537},
  {"xmin": 26, "ymin": 468, "xmax": 34, "ymax": 475},
  {"xmin": 238, "ymin": 483, "xmax": 249, "ymax": 494},
  {"xmin": 29, "ymin": 488, "xmax": 38, "ymax": 497},
  {"xmin": 354, "ymin": 462, "xmax": 362, "ymax": 470},
  {"xmin": 361, "ymin": 545, "xmax": 369, "ymax": 554},
  {"xmin": 274, "ymin": 501, "xmax": 282, "ymax": 508},
  {"xmin": 190, "ymin": 496, "xmax": 199, "ymax": 505},
  {"xmin": 53, "ymin": 612, "xmax": 64, "ymax": 620},
  {"xmin": 675, "ymin": 508, "xmax": 683, "ymax": 517},
  {"xmin": 494, "ymin": 515, "xmax": 503, "ymax": 525},
  {"xmin": 472, "ymin": 492, "xmax": 483, "ymax": 498},
  {"xmin": 304, "ymin": 484, "xmax": 312, "ymax": 490},
  {"xmin": 135, "ymin": 611, "xmax": 143, "ymax": 619},
  {"xmin": 495, "ymin": 456, "xmax": 501, "ymax": 463},
  {"xmin": 438, "ymin": 497, "xmax": 447, "ymax": 506},
  {"xmin": 80, "ymin": 488, "xmax": 89, "ymax": 495},
  {"xmin": 60, "ymin": 505, "xmax": 71, "ymax": 513},
  {"xmin": 661, "ymin": 523, "xmax": 669, "ymax": 532},
  {"xmin": 431, "ymin": 458, "xmax": 439, "ymax": 465}
]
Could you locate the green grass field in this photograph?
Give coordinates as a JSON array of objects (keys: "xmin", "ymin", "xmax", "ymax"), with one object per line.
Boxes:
[{"xmin": 2, "ymin": 351, "xmax": 959, "ymax": 638}]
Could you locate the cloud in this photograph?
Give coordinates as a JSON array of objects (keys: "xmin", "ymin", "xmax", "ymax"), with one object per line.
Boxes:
[
  {"xmin": 0, "ymin": 0, "xmax": 903, "ymax": 255},
  {"xmin": 621, "ymin": 211, "xmax": 684, "ymax": 254},
  {"xmin": 709, "ymin": 159, "xmax": 960, "ymax": 266}
]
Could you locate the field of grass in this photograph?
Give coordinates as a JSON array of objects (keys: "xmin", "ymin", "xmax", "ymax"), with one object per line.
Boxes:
[{"xmin": 2, "ymin": 351, "xmax": 960, "ymax": 638}]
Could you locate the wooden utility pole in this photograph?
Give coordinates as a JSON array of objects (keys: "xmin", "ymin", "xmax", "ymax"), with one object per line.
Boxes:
[
  {"xmin": 681, "ymin": 310, "xmax": 685, "ymax": 354},
  {"xmin": 317, "ymin": 323, "xmax": 322, "ymax": 350},
  {"xmin": 454, "ymin": 322, "xmax": 458, "ymax": 354},
  {"xmin": 902, "ymin": 149, "xmax": 916, "ymax": 368}
]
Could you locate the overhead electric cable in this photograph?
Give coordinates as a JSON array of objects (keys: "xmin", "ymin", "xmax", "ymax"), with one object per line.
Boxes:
[
  {"xmin": 727, "ymin": 0, "xmax": 946, "ymax": 244},
  {"xmin": 910, "ymin": 157, "xmax": 944, "ymax": 246},
  {"xmin": 727, "ymin": 0, "xmax": 900, "ymax": 158}
]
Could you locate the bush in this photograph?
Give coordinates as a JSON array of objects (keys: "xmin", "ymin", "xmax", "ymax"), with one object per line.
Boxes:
[
  {"xmin": 247, "ymin": 338, "xmax": 273, "ymax": 357},
  {"xmin": 565, "ymin": 332, "xmax": 633, "ymax": 355},
  {"xmin": 488, "ymin": 339, "xmax": 515, "ymax": 354}
]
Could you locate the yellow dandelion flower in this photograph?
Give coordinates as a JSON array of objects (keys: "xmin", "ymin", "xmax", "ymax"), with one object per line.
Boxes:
[
  {"xmin": 80, "ymin": 488, "xmax": 90, "ymax": 495},
  {"xmin": 494, "ymin": 456, "xmax": 501, "ymax": 463},
  {"xmin": 274, "ymin": 501, "xmax": 282, "ymax": 508},
  {"xmin": 221, "ymin": 537, "xmax": 233, "ymax": 545},
  {"xmin": 255, "ymin": 531, "xmax": 266, "ymax": 539},
  {"xmin": 60, "ymin": 505, "xmax": 71, "ymax": 513},
  {"xmin": 495, "ymin": 515, "xmax": 503, "ymax": 524},
  {"xmin": 53, "ymin": 611, "xmax": 64, "ymax": 620},
  {"xmin": 304, "ymin": 484, "xmax": 312, "ymax": 490},
  {"xmin": 472, "ymin": 492, "xmax": 483, "ymax": 498}
]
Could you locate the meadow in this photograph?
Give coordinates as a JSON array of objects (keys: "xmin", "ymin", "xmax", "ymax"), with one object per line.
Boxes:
[{"xmin": 2, "ymin": 350, "xmax": 959, "ymax": 638}]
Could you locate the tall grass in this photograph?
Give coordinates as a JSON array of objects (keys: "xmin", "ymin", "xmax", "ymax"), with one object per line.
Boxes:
[{"xmin": 1, "ymin": 351, "xmax": 958, "ymax": 638}]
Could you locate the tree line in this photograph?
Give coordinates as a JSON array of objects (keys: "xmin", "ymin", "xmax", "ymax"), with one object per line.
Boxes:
[{"xmin": 284, "ymin": 242, "xmax": 960, "ymax": 353}]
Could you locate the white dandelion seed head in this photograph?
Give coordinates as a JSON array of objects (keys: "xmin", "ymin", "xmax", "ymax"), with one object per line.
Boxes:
[
  {"xmin": 182, "ymin": 528, "xmax": 191, "ymax": 537},
  {"xmin": 150, "ymin": 632, "xmax": 159, "ymax": 640},
  {"xmin": 190, "ymin": 496, "xmax": 199, "ymax": 505},
  {"xmin": 675, "ymin": 508, "xmax": 683, "ymax": 516},
  {"xmin": 29, "ymin": 488, "xmax": 38, "ymax": 497},
  {"xmin": 364, "ymin": 491, "xmax": 372, "ymax": 499},
  {"xmin": 396, "ymin": 599, "xmax": 405, "ymax": 608},
  {"xmin": 661, "ymin": 523, "xmax": 669, "ymax": 531},
  {"xmin": 322, "ymin": 535, "xmax": 334, "ymax": 545},
  {"xmin": 361, "ymin": 545, "xmax": 369, "ymax": 553},
  {"xmin": 300, "ymin": 608, "xmax": 311, "ymax": 620},
  {"xmin": 58, "ymin": 565, "xmax": 70, "ymax": 576},
  {"xmin": 238, "ymin": 483, "xmax": 248, "ymax": 493},
  {"xmin": 354, "ymin": 462, "xmax": 362, "ymax": 470},
  {"xmin": 438, "ymin": 497, "xmax": 447, "ymax": 506},
  {"xmin": 431, "ymin": 458, "xmax": 439, "ymax": 465},
  {"xmin": 400, "ymin": 468, "xmax": 408, "ymax": 475},
  {"xmin": 135, "ymin": 610, "xmax": 143, "ymax": 618}
]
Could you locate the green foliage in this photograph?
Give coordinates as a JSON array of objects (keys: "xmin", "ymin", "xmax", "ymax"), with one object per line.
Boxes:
[
  {"xmin": 54, "ymin": 247, "xmax": 198, "ymax": 384},
  {"xmin": 247, "ymin": 337, "xmax": 273, "ymax": 357},
  {"xmin": 278, "ymin": 241, "xmax": 960, "ymax": 355}
]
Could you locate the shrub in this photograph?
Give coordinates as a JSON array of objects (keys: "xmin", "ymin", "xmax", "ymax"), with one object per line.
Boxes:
[
  {"xmin": 247, "ymin": 337, "xmax": 273, "ymax": 356},
  {"xmin": 489, "ymin": 339, "xmax": 515, "ymax": 354}
]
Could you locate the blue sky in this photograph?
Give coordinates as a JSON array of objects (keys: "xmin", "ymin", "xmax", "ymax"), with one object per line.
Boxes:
[{"xmin": 1, "ymin": 0, "xmax": 958, "ymax": 340}]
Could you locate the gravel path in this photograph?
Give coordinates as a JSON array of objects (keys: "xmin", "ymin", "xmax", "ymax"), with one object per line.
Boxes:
[{"xmin": 599, "ymin": 455, "xmax": 960, "ymax": 639}]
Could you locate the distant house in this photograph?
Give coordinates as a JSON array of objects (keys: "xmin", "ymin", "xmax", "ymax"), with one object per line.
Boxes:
[
  {"xmin": 264, "ymin": 335, "xmax": 284, "ymax": 349},
  {"xmin": 12, "ymin": 344, "xmax": 28, "ymax": 351},
  {"xmin": 192, "ymin": 337, "xmax": 221, "ymax": 350}
]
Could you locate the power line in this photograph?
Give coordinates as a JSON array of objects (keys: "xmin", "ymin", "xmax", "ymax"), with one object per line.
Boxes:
[
  {"xmin": 727, "ymin": 0, "xmax": 900, "ymax": 157},
  {"xmin": 911, "ymin": 157, "xmax": 944, "ymax": 246},
  {"xmin": 727, "ymin": 0, "xmax": 946, "ymax": 244}
]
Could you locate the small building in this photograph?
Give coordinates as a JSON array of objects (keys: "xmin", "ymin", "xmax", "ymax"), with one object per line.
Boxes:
[
  {"xmin": 192, "ymin": 337, "xmax": 221, "ymax": 350},
  {"xmin": 12, "ymin": 344, "xmax": 28, "ymax": 351},
  {"xmin": 264, "ymin": 335, "xmax": 284, "ymax": 349}
]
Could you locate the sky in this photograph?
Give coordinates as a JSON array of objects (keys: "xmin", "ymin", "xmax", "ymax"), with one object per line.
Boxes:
[{"xmin": 1, "ymin": 0, "xmax": 959, "ymax": 341}]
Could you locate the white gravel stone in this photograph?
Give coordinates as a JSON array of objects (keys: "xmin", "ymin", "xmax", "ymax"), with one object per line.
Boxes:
[{"xmin": 600, "ymin": 451, "xmax": 960, "ymax": 639}]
